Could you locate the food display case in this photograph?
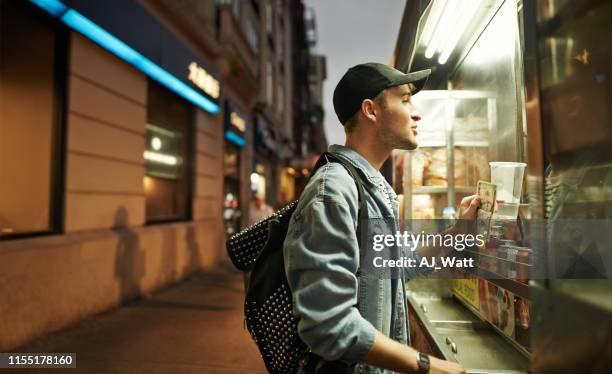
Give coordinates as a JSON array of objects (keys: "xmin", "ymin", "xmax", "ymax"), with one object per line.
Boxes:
[
  {"xmin": 395, "ymin": 0, "xmax": 612, "ymax": 371},
  {"xmin": 394, "ymin": 90, "xmax": 495, "ymax": 220},
  {"xmin": 394, "ymin": 0, "xmax": 535, "ymax": 372}
]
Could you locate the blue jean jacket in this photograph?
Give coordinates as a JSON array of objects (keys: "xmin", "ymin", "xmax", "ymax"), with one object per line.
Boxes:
[{"xmin": 284, "ymin": 144, "xmax": 419, "ymax": 374}]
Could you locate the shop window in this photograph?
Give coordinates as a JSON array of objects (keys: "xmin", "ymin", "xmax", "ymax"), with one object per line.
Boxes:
[
  {"xmin": 0, "ymin": 2, "xmax": 66, "ymax": 238},
  {"xmin": 144, "ymin": 80, "xmax": 193, "ymax": 223},
  {"xmin": 223, "ymin": 142, "xmax": 241, "ymax": 236}
]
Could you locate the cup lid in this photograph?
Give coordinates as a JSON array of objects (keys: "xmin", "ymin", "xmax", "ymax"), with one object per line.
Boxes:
[{"xmin": 489, "ymin": 161, "xmax": 527, "ymax": 167}]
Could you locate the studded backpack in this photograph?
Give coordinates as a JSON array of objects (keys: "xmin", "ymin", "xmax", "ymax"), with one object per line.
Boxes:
[{"xmin": 226, "ymin": 152, "xmax": 368, "ymax": 373}]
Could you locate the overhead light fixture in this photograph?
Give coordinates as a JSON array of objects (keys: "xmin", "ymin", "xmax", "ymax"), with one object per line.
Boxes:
[
  {"xmin": 438, "ymin": 0, "xmax": 481, "ymax": 64},
  {"xmin": 151, "ymin": 137, "xmax": 162, "ymax": 151},
  {"xmin": 144, "ymin": 151, "xmax": 178, "ymax": 165},
  {"xmin": 424, "ymin": 0, "xmax": 461, "ymax": 59},
  {"xmin": 419, "ymin": 0, "xmax": 447, "ymax": 46},
  {"xmin": 422, "ymin": 0, "xmax": 482, "ymax": 64}
]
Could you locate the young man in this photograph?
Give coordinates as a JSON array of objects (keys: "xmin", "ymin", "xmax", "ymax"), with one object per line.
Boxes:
[{"xmin": 283, "ymin": 63, "xmax": 480, "ymax": 374}]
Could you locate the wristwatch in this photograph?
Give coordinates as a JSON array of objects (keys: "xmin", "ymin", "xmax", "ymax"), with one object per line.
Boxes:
[{"xmin": 416, "ymin": 352, "xmax": 430, "ymax": 373}]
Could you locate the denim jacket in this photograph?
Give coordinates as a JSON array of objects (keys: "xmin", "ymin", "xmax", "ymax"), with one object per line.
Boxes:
[{"xmin": 283, "ymin": 144, "xmax": 413, "ymax": 374}]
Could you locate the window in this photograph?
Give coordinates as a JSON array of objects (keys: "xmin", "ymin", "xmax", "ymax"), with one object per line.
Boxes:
[
  {"xmin": 265, "ymin": 1, "xmax": 273, "ymax": 35},
  {"xmin": 266, "ymin": 59, "xmax": 273, "ymax": 104},
  {"xmin": 144, "ymin": 80, "xmax": 193, "ymax": 223},
  {"xmin": 0, "ymin": 2, "xmax": 67, "ymax": 238},
  {"xmin": 276, "ymin": 77, "xmax": 284, "ymax": 116},
  {"xmin": 245, "ymin": 15, "xmax": 260, "ymax": 54},
  {"xmin": 231, "ymin": 0, "xmax": 241, "ymax": 19},
  {"xmin": 223, "ymin": 142, "xmax": 241, "ymax": 236}
]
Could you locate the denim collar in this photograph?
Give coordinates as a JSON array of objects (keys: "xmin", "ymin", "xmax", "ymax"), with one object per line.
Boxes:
[{"xmin": 328, "ymin": 144, "xmax": 385, "ymax": 186}]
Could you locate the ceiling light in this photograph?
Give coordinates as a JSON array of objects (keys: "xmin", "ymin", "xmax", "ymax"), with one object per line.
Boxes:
[
  {"xmin": 424, "ymin": 0, "xmax": 462, "ymax": 59},
  {"xmin": 419, "ymin": 0, "xmax": 447, "ymax": 46},
  {"xmin": 438, "ymin": 0, "xmax": 481, "ymax": 64}
]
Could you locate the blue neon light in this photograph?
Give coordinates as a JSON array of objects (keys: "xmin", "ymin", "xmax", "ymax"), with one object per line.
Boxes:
[
  {"xmin": 30, "ymin": 0, "xmax": 220, "ymax": 115},
  {"xmin": 225, "ymin": 131, "xmax": 246, "ymax": 148},
  {"xmin": 30, "ymin": 0, "xmax": 67, "ymax": 17}
]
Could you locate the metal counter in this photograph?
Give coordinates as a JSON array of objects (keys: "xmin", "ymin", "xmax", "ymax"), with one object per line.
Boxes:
[{"xmin": 406, "ymin": 279, "xmax": 529, "ymax": 374}]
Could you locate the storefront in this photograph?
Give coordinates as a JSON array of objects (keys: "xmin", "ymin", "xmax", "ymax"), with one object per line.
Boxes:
[
  {"xmin": 0, "ymin": 0, "xmax": 225, "ymax": 351},
  {"xmin": 253, "ymin": 114, "xmax": 282, "ymax": 207},
  {"xmin": 223, "ymin": 100, "xmax": 248, "ymax": 236},
  {"xmin": 394, "ymin": 0, "xmax": 612, "ymax": 371}
]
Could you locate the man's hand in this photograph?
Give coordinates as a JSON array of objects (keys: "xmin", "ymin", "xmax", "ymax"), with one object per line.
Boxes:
[
  {"xmin": 457, "ymin": 194, "xmax": 481, "ymax": 220},
  {"xmin": 429, "ymin": 356, "xmax": 467, "ymax": 374}
]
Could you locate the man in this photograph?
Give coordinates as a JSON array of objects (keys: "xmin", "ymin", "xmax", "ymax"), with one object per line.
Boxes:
[
  {"xmin": 283, "ymin": 63, "xmax": 480, "ymax": 373},
  {"xmin": 248, "ymin": 192, "xmax": 274, "ymax": 226}
]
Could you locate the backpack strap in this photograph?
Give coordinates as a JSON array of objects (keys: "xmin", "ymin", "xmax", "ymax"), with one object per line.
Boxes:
[{"xmin": 310, "ymin": 152, "xmax": 369, "ymax": 249}]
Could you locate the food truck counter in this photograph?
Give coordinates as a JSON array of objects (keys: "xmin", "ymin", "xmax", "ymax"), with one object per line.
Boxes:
[{"xmin": 406, "ymin": 280, "xmax": 529, "ymax": 373}]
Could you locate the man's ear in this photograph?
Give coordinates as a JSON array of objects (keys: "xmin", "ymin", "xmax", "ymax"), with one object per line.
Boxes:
[{"xmin": 361, "ymin": 99, "xmax": 377, "ymax": 122}]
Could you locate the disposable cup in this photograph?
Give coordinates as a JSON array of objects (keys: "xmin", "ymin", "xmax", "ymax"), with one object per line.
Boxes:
[{"xmin": 489, "ymin": 162, "xmax": 526, "ymax": 218}]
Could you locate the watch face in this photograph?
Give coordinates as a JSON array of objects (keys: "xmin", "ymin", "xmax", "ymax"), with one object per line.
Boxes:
[
  {"xmin": 417, "ymin": 352, "xmax": 430, "ymax": 373},
  {"xmin": 420, "ymin": 354, "xmax": 430, "ymax": 365}
]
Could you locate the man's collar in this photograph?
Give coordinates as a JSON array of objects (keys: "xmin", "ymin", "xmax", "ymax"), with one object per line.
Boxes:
[{"xmin": 328, "ymin": 144, "xmax": 385, "ymax": 185}]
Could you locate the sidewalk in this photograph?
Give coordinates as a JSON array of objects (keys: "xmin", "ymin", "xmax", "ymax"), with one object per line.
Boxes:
[{"xmin": 12, "ymin": 269, "xmax": 266, "ymax": 373}]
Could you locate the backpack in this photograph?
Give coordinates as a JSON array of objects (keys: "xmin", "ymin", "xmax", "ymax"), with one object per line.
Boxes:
[{"xmin": 226, "ymin": 152, "xmax": 368, "ymax": 373}]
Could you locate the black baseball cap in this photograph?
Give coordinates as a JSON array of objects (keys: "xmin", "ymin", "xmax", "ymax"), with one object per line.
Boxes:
[{"xmin": 333, "ymin": 63, "xmax": 431, "ymax": 125}]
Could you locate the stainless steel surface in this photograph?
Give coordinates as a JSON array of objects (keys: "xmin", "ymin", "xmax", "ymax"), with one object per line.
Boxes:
[
  {"xmin": 421, "ymin": 304, "xmax": 427, "ymax": 314},
  {"xmin": 449, "ymin": 0, "xmax": 525, "ymax": 165},
  {"xmin": 407, "ymin": 280, "xmax": 530, "ymax": 373},
  {"xmin": 522, "ymin": 0, "xmax": 546, "ymax": 223}
]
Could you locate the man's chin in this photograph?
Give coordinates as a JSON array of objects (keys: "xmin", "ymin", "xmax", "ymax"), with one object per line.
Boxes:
[{"xmin": 394, "ymin": 140, "xmax": 418, "ymax": 151}]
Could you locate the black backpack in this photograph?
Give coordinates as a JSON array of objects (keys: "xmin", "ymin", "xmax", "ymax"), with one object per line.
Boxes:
[{"xmin": 226, "ymin": 152, "xmax": 368, "ymax": 373}]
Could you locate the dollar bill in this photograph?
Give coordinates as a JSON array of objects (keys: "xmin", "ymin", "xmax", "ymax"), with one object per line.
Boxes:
[
  {"xmin": 476, "ymin": 180, "xmax": 497, "ymax": 245},
  {"xmin": 477, "ymin": 180, "xmax": 497, "ymax": 213}
]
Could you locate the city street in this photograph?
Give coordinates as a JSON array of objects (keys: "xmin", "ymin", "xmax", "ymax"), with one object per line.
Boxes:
[
  {"xmin": 2, "ymin": 0, "xmax": 611, "ymax": 372},
  {"xmin": 12, "ymin": 269, "xmax": 265, "ymax": 373}
]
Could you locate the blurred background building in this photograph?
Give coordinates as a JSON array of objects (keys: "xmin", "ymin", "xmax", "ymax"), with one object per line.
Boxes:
[{"xmin": 0, "ymin": 0, "xmax": 326, "ymax": 351}]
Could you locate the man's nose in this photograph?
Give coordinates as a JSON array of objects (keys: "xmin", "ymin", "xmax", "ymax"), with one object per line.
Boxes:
[{"xmin": 410, "ymin": 110, "xmax": 422, "ymax": 122}]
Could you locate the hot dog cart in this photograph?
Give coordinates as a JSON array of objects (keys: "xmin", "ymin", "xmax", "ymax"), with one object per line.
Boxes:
[{"xmin": 392, "ymin": 0, "xmax": 612, "ymax": 372}]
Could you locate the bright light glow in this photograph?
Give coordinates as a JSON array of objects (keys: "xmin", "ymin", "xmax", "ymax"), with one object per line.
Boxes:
[
  {"xmin": 151, "ymin": 137, "xmax": 162, "ymax": 150},
  {"xmin": 438, "ymin": 0, "xmax": 481, "ymax": 64},
  {"xmin": 419, "ymin": 0, "xmax": 447, "ymax": 46},
  {"xmin": 466, "ymin": 0, "xmax": 516, "ymax": 66},
  {"xmin": 144, "ymin": 151, "xmax": 177, "ymax": 165},
  {"xmin": 29, "ymin": 0, "xmax": 220, "ymax": 115},
  {"xmin": 250, "ymin": 173, "xmax": 260, "ymax": 185},
  {"xmin": 424, "ymin": 0, "xmax": 461, "ymax": 59},
  {"xmin": 30, "ymin": 0, "xmax": 67, "ymax": 17},
  {"xmin": 225, "ymin": 131, "xmax": 246, "ymax": 148},
  {"xmin": 188, "ymin": 61, "xmax": 220, "ymax": 99}
]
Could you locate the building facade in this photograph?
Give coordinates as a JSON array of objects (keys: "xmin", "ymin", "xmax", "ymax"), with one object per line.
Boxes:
[{"xmin": 0, "ymin": 0, "xmax": 325, "ymax": 351}]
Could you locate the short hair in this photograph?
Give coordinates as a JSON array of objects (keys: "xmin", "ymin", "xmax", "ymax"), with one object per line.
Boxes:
[{"xmin": 344, "ymin": 90, "xmax": 387, "ymax": 133}]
